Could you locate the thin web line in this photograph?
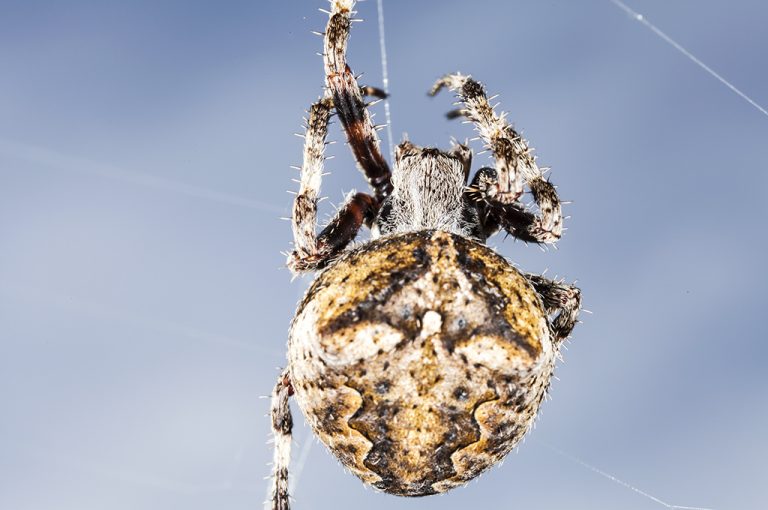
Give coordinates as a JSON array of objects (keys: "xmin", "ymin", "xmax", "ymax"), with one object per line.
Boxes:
[
  {"xmin": 0, "ymin": 137, "xmax": 284, "ymax": 213},
  {"xmin": 376, "ymin": 0, "xmax": 395, "ymax": 161},
  {"xmin": 0, "ymin": 284, "xmax": 272, "ymax": 354},
  {"xmin": 608, "ymin": 0, "xmax": 768, "ymax": 119},
  {"xmin": 539, "ymin": 441, "xmax": 716, "ymax": 510},
  {"xmin": 13, "ymin": 438, "xmax": 242, "ymax": 494},
  {"xmin": 290, "ymin": 431, "xmax": 314, "ymax": 491},
  {"xmin": 285, "ymin": 281, "xmax": 314, "ymax": 498}
]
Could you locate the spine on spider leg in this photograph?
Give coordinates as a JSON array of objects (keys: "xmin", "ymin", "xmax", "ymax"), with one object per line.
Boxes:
[{"xmin": 291, "ymin": 98, "xmax": 333, "ymax": 259}]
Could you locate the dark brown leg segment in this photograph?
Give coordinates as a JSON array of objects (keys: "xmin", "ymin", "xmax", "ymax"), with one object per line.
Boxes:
[
  {"xmin": 288, "ymin": 97, "xmax": 377, "ymax": 274},
  {"xmin": 290, "ymin": 191, "xmax": 376, "ymax": 273},
  {"xmin": 524, "ymin": 274, "xmax": 581, "ymax": 344},
  {"xmin": 324, "ymin": 0, "xmax": 393, "ymax": 201}
]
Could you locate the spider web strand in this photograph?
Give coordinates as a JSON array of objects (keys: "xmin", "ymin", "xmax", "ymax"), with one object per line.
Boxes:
[
  {"xmin": 539, "ymin": 441, "xmax": 717, "ymax": 510},
  {"xmin": 376, "ymin": 0, "xmax": 395, "ymax": 161},
  {"xmin": 608, "ymin": 0, "xmax": 768, "ymax": 119},
  {"xmin": 0, "ymin": 138, "xmax": 282, "ymax": 213},
  {"xmin": 290, "ymin": 431, "xmax": 314, "ymax": 491}
]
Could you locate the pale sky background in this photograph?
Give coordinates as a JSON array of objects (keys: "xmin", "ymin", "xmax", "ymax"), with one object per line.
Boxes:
[{"xmin": 1, "ymin": 1, "xmax": 767, "ymax": 509}]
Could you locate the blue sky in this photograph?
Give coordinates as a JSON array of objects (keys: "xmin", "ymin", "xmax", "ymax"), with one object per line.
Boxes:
[{"xmin": 1, "ymin": 1, "xmax": 767, "ymax": 509}]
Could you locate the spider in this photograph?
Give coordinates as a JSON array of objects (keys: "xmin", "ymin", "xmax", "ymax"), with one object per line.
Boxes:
[{"xmin": 269, "ymin": 1, "xmax": 581, "ymax": 508}]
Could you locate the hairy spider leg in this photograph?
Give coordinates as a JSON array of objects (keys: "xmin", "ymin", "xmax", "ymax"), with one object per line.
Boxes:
[
  {"xmin": 524, "ymin": 274, "xmax": 581, "ymax": 344},
  {"xmin": 431, "ymin": 74, "xmax": 563, "ymax": 244},
  {"xmin": 324, "ymin": 0, "xmax": 393, "ymax": 202},
  {"xmin": 288, "ymin": 97, "xmax": 376, "ymax": 274},
  {"xmin": 269, "ymin": 370, "xmax": 294, "ymax": 510},
  {"xmin": 467, "ymin": 167, "xmax": 561, "ymax": 244}
]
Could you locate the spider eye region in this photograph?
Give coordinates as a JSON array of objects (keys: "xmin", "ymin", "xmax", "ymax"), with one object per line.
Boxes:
[{"xmin": 287, "ymin": 231, "xmax": 555, "ymax": 496}]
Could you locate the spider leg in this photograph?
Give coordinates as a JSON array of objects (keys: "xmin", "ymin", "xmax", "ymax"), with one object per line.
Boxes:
[
  {"xmin": 269, "ymin": 369, "xmax": 293, "ymax": 510},
  {"xmin": 466, "ymin": 167, "xmax": 501, "ymax": 239},
  {"xmin": 432, "ymin": 74, "xmax": 563, "ymax": 244},
  {"xmin": 360, "ymin": 85, "xmax": 387, "ymax": 100},
  {"xmin": 524, "ymin": 274, "xmax": 581, "ymax": 345},
  {"xmin": 324, "ymin": 0, "xmax": 393, "ymax": 201},
  {"xmin": 289, "ymin": 97, "xmax": 376, "ymax": 274},
  {"xmin": 468, "ymin": 166, "xmax": 562, "ymax": 244}
]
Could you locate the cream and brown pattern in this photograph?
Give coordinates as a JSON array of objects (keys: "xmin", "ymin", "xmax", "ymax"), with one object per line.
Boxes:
[{"xmin": 288, "ymin": 231, "xmax": 555, "ymax": 496}]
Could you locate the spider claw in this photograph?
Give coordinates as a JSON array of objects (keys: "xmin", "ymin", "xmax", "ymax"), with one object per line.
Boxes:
[{"xmin": 445, "ymin": 108, "xmax": 466, "ymax": 120}]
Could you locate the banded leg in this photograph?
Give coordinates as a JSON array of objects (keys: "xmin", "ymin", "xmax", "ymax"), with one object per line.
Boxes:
[
  {"xmin": 431, "ymin": 74, "xmax": 563, "ymax": 243},
  {"xmin": 269, "ymin": 370, "xmax": 293, "ymax": 510},
  {"xmin": 288, "ymin": 97, "xmax": 376, "ymax": 274},
  {"xmin": 524, "ymin": 274, "xmax": 581, "ymax": 344},
  {"xmin": 324, "ymin": 0, "xmax": 393, "ymax": 201},
  {"xmin": 468, "ymin": 167, "xmax": 561, "ymax": 244}
]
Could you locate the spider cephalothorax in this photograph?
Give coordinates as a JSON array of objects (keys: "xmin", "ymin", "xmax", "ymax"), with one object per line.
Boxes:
[
  {"xmin": 269, "ymin": 1, "xmax": 581, "ymax": 508},
  {"xmin": 375, "ymin": 141, "xmax": 475, "ymax": 239}
]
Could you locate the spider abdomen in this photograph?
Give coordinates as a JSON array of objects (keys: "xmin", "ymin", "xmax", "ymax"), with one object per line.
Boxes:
[{"xmin": 288, "ymin": 230, "xmax": 555, "ymax": 496}]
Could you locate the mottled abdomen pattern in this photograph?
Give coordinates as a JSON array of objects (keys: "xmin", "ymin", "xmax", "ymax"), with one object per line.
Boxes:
[{"xmin": 288, "ymin": 231, "xmax": 554, "ymax": 496}]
